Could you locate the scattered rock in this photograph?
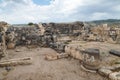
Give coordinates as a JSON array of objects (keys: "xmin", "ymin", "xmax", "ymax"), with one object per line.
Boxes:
[
  {"xmin": 15, "ymin": 49, "xmax": 21, "ymax": 52},
  {"xmin": 57, "ymin": 53, "xmax": 68, "ymax": 59},
  {"xmin": 45, "ymin": 54, "xmax": 58, "ymax": 61}
]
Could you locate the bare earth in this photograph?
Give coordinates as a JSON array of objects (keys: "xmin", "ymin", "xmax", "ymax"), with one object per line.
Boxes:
[{"xmin": 0, "ymin": 41, "xmax": 120, "ymax": 80}]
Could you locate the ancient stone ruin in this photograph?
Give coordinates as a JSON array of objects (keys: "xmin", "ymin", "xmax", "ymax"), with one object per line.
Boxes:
[{"xmin": 0, "ymin": 21, "xmax": 120, "ymax": 80}]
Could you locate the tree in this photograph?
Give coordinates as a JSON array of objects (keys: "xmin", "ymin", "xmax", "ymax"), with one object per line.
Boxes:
[{"xmin": 28, "ymin": 22, "xmax": 34, "ymax": 26}]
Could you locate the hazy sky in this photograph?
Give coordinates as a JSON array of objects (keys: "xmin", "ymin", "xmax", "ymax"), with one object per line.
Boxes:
[{"xmin": 0, "ymin": 0, "xmax": 120, "ymax": 24}]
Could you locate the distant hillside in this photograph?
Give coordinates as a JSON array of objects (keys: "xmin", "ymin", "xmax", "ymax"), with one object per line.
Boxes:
[
  {"xmin": 88, "ymin": 19, "xmax": 120, "ymax": 24},
  {"xmin": 86, "ymin": 19, "xmax": 120, "ymax": 27}
]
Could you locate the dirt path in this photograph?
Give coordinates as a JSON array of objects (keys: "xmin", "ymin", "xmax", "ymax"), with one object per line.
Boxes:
[{"xmin": 0, "ymin": 46, "xmax": 105, "ymax": 80}]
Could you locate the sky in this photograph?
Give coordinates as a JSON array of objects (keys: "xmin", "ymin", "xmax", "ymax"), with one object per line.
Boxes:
[{"xmin": 0, "ymin": 0, "xmax": 120, "ymax": 24}]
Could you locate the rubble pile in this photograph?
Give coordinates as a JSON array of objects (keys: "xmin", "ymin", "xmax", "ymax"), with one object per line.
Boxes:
[
  {"xmin": 83, "ymin": 24, "xmax": 120, "ymax": 43},
  {"xmin": 1, "ymin": 21, "xmax": 120, "ymax": 50},
  {"xmin": 98, "ymin": 65, "xmax": 120, "ymax": 80}
]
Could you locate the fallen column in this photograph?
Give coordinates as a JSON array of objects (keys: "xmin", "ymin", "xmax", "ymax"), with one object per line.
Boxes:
[
  {"xmin": 0, "ymin": 57, "xmax": 32, "ymax": 67},
  {"xmin": 109, "ymin": 50, "xmax": 120, "ymax": 57}
]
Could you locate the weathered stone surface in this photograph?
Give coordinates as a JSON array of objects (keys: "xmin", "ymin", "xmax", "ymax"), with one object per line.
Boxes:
[
  {"xmin": 82, "ymin": 61, "xmax": 101, "ymax": 71},
  {"xmin": 98, "ymin": 64, "xmax": 120, "ymax": 80},
  {"xmin": 0, "ymin": 57, "xmax": 32, "ymax": 67},
  {"xmin": 109, "ymin": 50, "xmax": 120, "ymax": 57},
  {"xmin": 57, "ymin": 53, "xmax": 69, "ymax": 59},
  {"xmin": 43, "ymin": 22, "xmax": 84, "ymax": 35},
  {"xmin": 74, "ymin": 50, "xmax": 82, "ymax": 60},
  {"xmin": 109, "ymin": 72, "xmax": 120, "ymax": 80},
  {"xmin": 98, "ymin": 68, "xmax": 112, "ymax": 76},
  {"xmin": 81, "ymin": 64, "xmax": 97, "ymax": 73},
  {"xmin": 15, "ymin": 49, "xmax": 21, "ymax": 52},
  {"xmin": 82, "ymin": 48, "xmax": 100, "ymax": 59},
  {"xmin": 65, "ymin": 46, "xmax": 83, "ymax": 60},
  {"xmin": 7, "ymin": 42, "xmax": 16, "ymax": 49},
  {"xmin": 65, "ymin": 45, "xmax": 71, "ymax": 55},
  {"xmin": 45, "ymin": 54, "xmax": 58, "ymax": 61}
]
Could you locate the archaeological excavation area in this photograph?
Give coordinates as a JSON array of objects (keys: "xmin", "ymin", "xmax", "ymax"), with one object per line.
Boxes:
[{"xmin": 0, "ymin": 21, "xmax": 120, "ymax": 80}]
